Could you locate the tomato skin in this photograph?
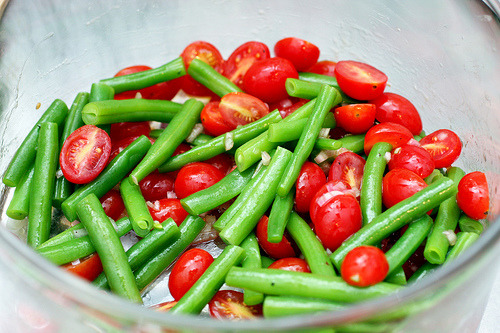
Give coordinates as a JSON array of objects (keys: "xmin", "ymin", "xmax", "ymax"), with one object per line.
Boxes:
[
  {"xmin": 309, "ymin": 180, "xmax": 353, "ymax": 224},
  {"xmin": 388, "ymin": 144, "xmax": 435, "ymax": 179},
  {"xmin": 223, "ymin": 41, "xmax": 270, "ymax": 88},
  {"xmin": 60, "ymin": 125, "xmax": 112, "ymax": 184},
  {"xmin": 328, "ymin": 152, "xmax": 366, "ymax": 192},
  {"xmin": 147, "ymin": 198, "xmax": 189, "ymax": 226},
  {"xmin": 109, "ymin": 121, "xmax": 151, "ymax": 142},
  {"xmin": 219, "ymin": 92, "xmax": 270, "ymax": 128},
  {"xmin": 274, "ymin": 37, "xmax": 320, "ymax": 71},
  {"xmin": 382, "ymin": 168, "xmax": 427, "ymax": 209},
  {"xmin": 205, "ymin": 153, "xmax": 234, "ymax": 174},
  {"xmin": 334, "ymin": 60, "xmax": 388, "ymax": 100},
  {"xmin": 295, "ymin": 161, "xmax": 327, "ymax": 213},
  {"xmin": 62, "ymin": 253, "xmax": 103, "ymax": 282},
  {"xmin": 200, "ymin": 101, "xmax": 233, "ymax": 137},
  {"xmin": 457, "ymin": 171, "xmax": 489, "ymax": 220},
  {"xmin": 334, "ymin": 104, "xmax": 376, "ymax": 134},
  {"xmin": 109, "ymin": 135, "xmax": 155, "ymax": 162},
  {"xmin": 364, "ymin": 122, "xmax": 414, "ymax": 155},
  {"xmin": 209, "ymin": 290, "xmax": 263, "ymax": 320},
  {"xmin": 419, "ymin": 129, "xmax": 462, "ymax": 169},
  {"xmin": 306, "ymin": 60, "xmax": 337, "ymax": 77},
  {"xmin": 268, "ymin": 257, "xmax": 311, "ymax": 273},
  {"xmin": 370, "ymin": 92, "xmax": 422, "ymax": 135},
  {"xmin": 100, "ymin": 189, "xmax": 125, "ymax": 221},
  {"xmin": 168, "ymin": 248, "xmax": 214, "ymax": 301},
  {"xmin": 139, "ymin": 171, "xmax": 175, "ymax": 201},
  {"xmin": 256, "ymin": 216, "xmax": 297, "ymax": 259},
  {"xmin": 341, "ymin": 246, "xmax": 389, "ymax": 287},
  {"xmin": 242, "ymin": 57, "xmax": 299, "ymax": 103},
  {"xmin": 174, "ymin": 162, "xmax": 225, "ymax": 199}
]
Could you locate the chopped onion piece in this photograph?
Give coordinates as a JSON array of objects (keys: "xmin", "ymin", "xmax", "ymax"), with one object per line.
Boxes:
[
  {"xmin": 186, "ymin": 123, "xmax": 204, "ymax": 143},
  {"xmin": 384, "ymin": 152, "xmax": 392, "ymax": 163},
  {"xmin": 150, "ymin": 121, "xmax": 162, "ymax": 130},
  {"xmin": 261, "ymin": 151, "xmax": 271, "ymax": 166},
  {"xmin": 166, "ymin": 191, "xmax": 177, "ymax": 199},
  {"xmin": 130, "ymin": 175, "xmax": 139, "ymax": 186},
  {"xmin": 442, "ymin": 230, "xmax": 457, "ymax": 246},
  {"xmin": 56, "ymin": 169, "xmax": 64, "ymax": 179},
  {"xmin": 135, "ymin": 92, "xmax": 143, "ymax": 99},
  {"xmin": 70, "ymin": 259, "xmax": 81, "ymax": 266},
  {"xmin": 318, "ymin": 128, "xmax": 330, "ymax": 138},
  {"xmin": 314, "ymin": 149, "xmax": 341, "ymax": 164},
  {"xmin": 72, "ymin": 228, "xmax": 88, "ymax": 238},
  {"xmin": 224, "ymin": 132, "xmax": 234, "ymax": 151},
  {"xmin": 393, "ymin": 147, "xmax": 402, "ymax": 155}
]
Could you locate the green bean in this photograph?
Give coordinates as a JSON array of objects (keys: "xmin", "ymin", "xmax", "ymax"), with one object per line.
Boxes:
[
  {"xmin": 169, "ymin": 245, "xmax": 245, "ymax": 315},
  {"xmin": 330, "ymin": 177, "xmax": 457, "ymax": 269},
  {"xmin": 240, "ymin": 232, "xmax": 264, "ymax": 306},
  {"xmin": 188, "ymin": 58, "xmax": 242, "ymax": 97},
  {"xmin": 130, "ymin": 99, "xmax": 203, "ymax": 182},
  {"xmin": 226, "ymin": 267, "xmax": 400, "ymax": 303},
  {"xmin": 90, "ymin": 83, "xmax": 115, "ymax": 102},
  {"xmin": 424, "ymin": 169, "xmax": 444, "ymax": 185},
  {"xmin": 120, "ymin": 176, "xmax": 155, "ymax": 237},
  {"xmin": 61, "ymin": 135, "xmax": 152, "ymax": 221},
  {"xmin": 360, "ymin": 142, "xmax": 393, "ymax": 225},
  {"xmin": 6, "ymin": 164, "xmax": 34, "ymax": 220},
  {"xmin": 100, "ymin": 57, "xmax": 185, "ymax": 94},
  {"xmin": 314, "ymin": 138, "xmax": 343, "ymax": 151},
  {"xmin": 81, "ymin": 99, "xmax": 182, "ymax": 125},
  {"xmin": 219, "ymin": 147, "xmax": 292, "ymax": 245},
  {"xmin": 180, "ymin": 164, "xmax": 257, "ymax": 215},
  {"xmin": 93, "ymin": 218, "xmax": 180, "ymax": 289},
  {"xmin": 267, "ymin": 191, "xmax": 294, "ymax": 243},
  {"xmin": 337, "ymin": 135, "xmax": 365, "ymax": 154},
  {"xmin": 385, "ymin": 267, "xmax": 407, "ymax": 285},
  {"xmin": 277, "ymin": 85, "xmax": 341, "ymax": 196},
  {"xmin": 267, "ymin": 113, "xmax": 336, "ymax": 143},
  {"xmin": 296, "ymin": 72, "xmax": 360, "ymax": 104},
  {"xmin": 407, "ymin": 262, "xmax": 437, "ymax": 284},
  {"xmin": 444, "ymin": 232, "xmax": 480, "ymax": 263},
  {"xmin": 263, "ymin": 296, "xmax": 344, "ymax": 317},
  {"xmin": 424, "ymin": 167, "xmax": 465, "ymax": 264},
  {"xmin": 75, "ymin": 193, "xmax": 142, "ymax": 303},
  {"xmin": 27, "ymin": 122, "xmax": 59, "ymax": 248},
  {"xmin": 135, "ymin": 215, "xmax": 206, "ymax": 291},
  {"xmin": 261, "ymin": 256, "xmax": 275, "ymax": 268},
  {"xmin": 458, "ymin": 214, "xmax": 487, "ymax": 234},
  {"xmin": 53, "ymin": 92, "xmax": 89, "ymax": 208},
  {"xmin": 3, "ymin": 99, "xmax": 68, "ymax": 187},
  {"xmin": 158, "ymin": 110, "xmax": 282, "ymax": 173},
  {"xmin": 190, "ymin": 133, "xmax": 214, "ymax": 146},
  {"xmin": 286, "ymin": 212, "xmax": 337, "ymax": 277}
]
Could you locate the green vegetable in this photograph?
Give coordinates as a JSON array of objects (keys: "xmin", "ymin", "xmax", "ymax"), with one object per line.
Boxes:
[{"xmin": 187, "ymin": 58, "xmax": 242, "ymax": 97}]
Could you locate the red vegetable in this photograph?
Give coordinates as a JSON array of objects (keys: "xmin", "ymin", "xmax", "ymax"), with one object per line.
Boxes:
[
  {"xmin": 274, "ymin": 37, "xmax": 320, "ymax": 71},
  {"xmin": 268, "ymin": 257, "xmax": 311, "ymax": 273},
  {"xmin": 174, "ymin": 162, "xmax": 225, "ymax": 199},
  {"xmin": 419, "ymin": 129, "xmax": 462, "ymax": 169},
  {"xmin": 255, "ymin": 216, "xmax": 297, "ymax": 259},
  {"xmin": 334, "ymin": 103, "xmax": 376, "ymax": 134},
  {"xmin": 370, "ymin": 92, "xmax": 422, "ymax": 135},
  {"xmin": 341, "ymin": 246, "xmax": 389, "ymax": 287},
  {"xmin": 219, "ymin": 92, "xmax": 269, "ymax": 129},
  {"xmin": 457, "ymin": 171, "xmax": 489, "ymax": 220},
  {"xmin": 223, "ymin": 41, "xmax": 270, "ymax": 88},
  {"xmin": 295, "ymin": 161, "xmax": 327, "ymax": 213},
  {"xmin": 334, "ymin": 60, "xmax": 388, "ymax": 100},
  {"xmin": 208, "ymin": 290, "xmax": 263, "ymax": 320}
]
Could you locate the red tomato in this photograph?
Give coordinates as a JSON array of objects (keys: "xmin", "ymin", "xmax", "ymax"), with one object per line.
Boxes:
[
  {"xmin": 60, "ymin": 125, "xmax": 112, "ymax": 184},
  {"xmin": 457, "ymin": 171, "xmax": 489, "ymax": 220},
  {"xmin": 388, "ymin": 144, "xmax": 435, "ymax": 179},
  {"xmin": 341, "ymin": 246, "xmax": 389, "ymax": 287},
  {"xmin": 306, "ymin": 60, "xmax": 337, "ymax": 77},
  {"xmin": 168, "ymin": 248, "xmax": 214, "ymax": 301},
  {"xmin": 328, "ymin": 152, "xmax": 366, "ymax": 192},
  {"xmin": 109, "ymin": 121, "xmax": 151, "ymax": 142},
  {"xmin": 334, "ymin": 60, "xmax": 388, "ymax": 100},
  {"xmin": 419, "ymin": 129, "xmax": 462, "ymax": 169},
  {"xmin": 370, "ymin": 92, "xmax": 422, "ymax": 135},
  {"xmin": 109, "ymin": 135, "xmax": 155, "ymax": 162},
  {"xmin": 242, "ymin": 57, "xmax": 299, "ymax": 103},
  {"xmin": 169, "ymin": 143, "xmax": 192, "ymax": 177},
  {"xmin": 208, "ymin": 290, "xmax": 263, "ymax": 320},
  {"xmin": 219, "ymin": 92, "xmax": 269, "ymax": 128},
  {"xmin": 151, "ymin": 301, "xmax": 178, "ymax": 312},
  {"xmin": 147, "ymin": 198, "xmax": 189, "ymax": 226},
  {"xmin": 364, "ymin": 122, "xmax": 414, "ymax": 155},
  {"xmin": 334, "ymin": 104, "xmax": 376, "ymax": 134},
  {"xmin": 99, "ymin": 189, "xmax": 125, "ymax": 221},
  {"xmin": 268, "ymin": 257, "xmax": 311, "ymax": 273},
  {"xmin": 200, "ymin": 101, "xmax": 233, "ymax": 137},
  {"xmin": 223, "ymin": 41, "xmax": 270, "ymax": 88},
  {"xmin": 255, "ymin": 216, "xmax": 297, "ymax": 259},
  {"xmin": 295, "ymin": 161, "xmax": 327, "ymax": 213},
  {"xmin": 274, "ymin": 37, "xmax": 320, "ymax": 71},
  {"xmin": 309, "ymin": 180, "xmax": 353, "ymax": 224},
  {"xmin": 278, "ymin": 99, "xmax": 308, "ymax": 119},
  {"xmin": 139, "ymin": 171, "xmax": 175, "ymax": 201},
  {"xmin": 174, "ymin": 162, "xmax": 225, "ymax": 199},
  {"xmin": 382, "ymin": 169, "xmax": 427, "ymax": 209},
  {"xmin": 62, "ymin": 253, "xmax": 103, "ymax": 282},
  {"xmin": 205, "ymin": 153, "xmax": 234, "ymax": 174}
]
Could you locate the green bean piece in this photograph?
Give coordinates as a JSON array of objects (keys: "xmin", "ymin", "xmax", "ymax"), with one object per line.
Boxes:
[
  {"xmin": 135, "ymin": 215, "xmax": 206, "ymax": 291},
  {"xmin": 75, "ymin": 194, "xmax": 142, "ymax": 303},
  {"xmin": 226, "ymin": 267, "xmax": 400, "ymax": 303},
  {"xmin": 61, "ymin": 135, "xmax": 152, "ymax": 221},
  {"xmin": 424, "ymin": 169, "xmax": 444, "ymax": 185},
  {"xmin": 297, "ymin": 72, "xmax": 360, "ymax": 104},
  {"xmin": 120, "ymin": 176, "xmax": 155, "ymax": 237},
  {"xmin": 360, "ymin": 142, "xmax": 393, "ymax": 225},
  {"xmin": 240, "ymin": 232, "xmax": 264, "ymax": 306},
  {"xmin": 81, "ymin": 99, "xmax": 182, "ymax": 125},
  {"xmin": 314, "ymin": 138, "xmax": 343, "ymax": 151},
  {"xmin": 458, "ymin": 214, "xmax": 487, "ymax": 234},
  {"xmin": 261, "ymin": 256, "xmax": 275, "ymax": 268},
  {"xmin": 169, "ymin": 245, "xmax": 245, "ymax": 315},
  {"xmin": 219, "ymin": 147, "xmax": 292, "ymax": 245},
  {"xmin": 337, "ymin": 134, "xmax": 365, "ymax": 154},
  {"xmin": 277, "ymin": 85, "xmax": 341, "ymax": 197},
  {"xmin": 286, "ymin": 212, "xmax": 337, "ymax": 277},
  {"xmin": 424, "ymin": 167, "xmax": 465, "ymax": 264},
  {"xmin": 330, "ymin": 177, "xmax": 457, "ymax": 269},
  {"xmin": 130, "ymin": 99, "xmax": 203, "ymax": 182},
  {"xmin": 444, "ymin": 232, "xmax": 480, "ymax": 263},
  {"xmin": 93, "ymin": 218, "xmax": 180, "ymax": 289},
  {"xmin": 90, "ymin": 83, "xmax": 115, "ymax": 102},
  {"xmin": 100, "ymin": 57, "xmax": 185, "ymax": 94},
  {"xmin": 188, "ymin": 58, "xmax": 242, "ymax": 97},
  {"xmin": 3, "ymin": 99, "xmax": 68, "ymax": 187},
  {"xmin": 267, "ymin": 191, "xmax": 294, "ymax": 243},
  {"xmin": 180, "ymin": 164, "xmax": 257, "ymax": 215},
  {"xmin": 53, "ymin": 92, "xmax": 90, "ymax": 208},
  {"xmin": 407, "ymin": 262, "xmax": 437, "ymax": 284},
  {"xmin": 158, "ymin": 110, "xmax": 282, "ymax": 173},
  {"xmin": 6, "ymin": 164, "xmax": 35, "ymax": 220},
  {"xmin": 190, "ymin": 133, "xmax": 214, "ymax": 146},
  {"xmin": 267, "ymin": 113, "xmax": 336, "ymax": 143},
  {"xmin": 263, "ymin": 296, "xmax": 344, "ymax": 317},
  {"xmin": 385, "ymin": 267, "xmax": 407, "ymax": 285},
  {"xmin": 27, "ymin": 122, "xmax": 59, "ymax": 248}
]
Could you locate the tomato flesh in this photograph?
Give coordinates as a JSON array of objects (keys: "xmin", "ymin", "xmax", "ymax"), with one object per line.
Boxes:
[
  {"xmin": 341, "ymin": 246, "xmax": 389, "ymax": 287},
  {"xmin": 419, "ymin": 129, "xmax": 462, "ymax": 169},
  {"xmin": 223, "ymin": 41, "xmax": 270, "ymax": 88},
  {"xmin": 200, "ymin": 101, "xmax": 233, "ymax": 137},
  {"xmin": 328, "ymin": 152, "xmax": 366, "ymax": 193},
  {"xmin": 219, "ymin": 92, "xmax": 269, "ymax": 128},
  {"xmin": 209, "ymin": 290, "xmax": 263, "ymax": 320},
  {"xmin": 457, "ymin": 171, "xmax": 489, "ymax": 220}
]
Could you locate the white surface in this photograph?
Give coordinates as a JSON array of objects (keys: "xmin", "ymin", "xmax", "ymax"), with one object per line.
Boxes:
[{"xmin": 479, "ymin": 271, "xmax": 500, "ymax": 332}]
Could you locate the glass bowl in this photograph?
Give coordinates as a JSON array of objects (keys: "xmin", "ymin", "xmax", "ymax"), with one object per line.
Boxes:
[{"xmin": 0, "ymin": 0, "xmax": 499, "ymax": 332}]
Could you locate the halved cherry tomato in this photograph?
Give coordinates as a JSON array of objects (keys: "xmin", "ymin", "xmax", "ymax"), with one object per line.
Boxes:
[
  {"xmin": 388, "ymin": 144, "xmax": 435, "ymax": 179},
  {"xmin": 295, "ymin": 161, "xmax": 327, "ymax": 213},
  {"xmin": 306, "ymin": 60, "xmax": 337, "ymax": 77},
  {"xmin": 109, "ymin": 121, "xmax": 151, "ymax": 142},
  {"xmin": 457, "ymin": 171, "xmax": 489, "ymax": 220},
  {"xmin": 268, "ymin": 257, "xmax": 311, "ymax": 273},
  {"xmin": 62, "ymin": 253, "xmax": 103, "ymax": 282},
  {"xmin": 147, "ymin": 198, "xmax": 189, "ymax": 226},
  {"xmin": 334, "ymin": 60, "xmax": 388, "ymax": 100},
  {"xmin": 174, "ymin": 162, "xmax": 225, "ymax": 199},
  {"xmin": 242, "ymin": 57, "xmax": 299, "ymax": 103},
  {"xmin": 274, "ymin": 37, "xmax": 320, "ymax": 71},
  {"xmin": 334, "ymin": 104, "xmax": 376, "ymax": 134},
  {"xmin": 205, "ymin": 153, "xmax": 234, "ymax": 174},
  {"xmin": 364, "ymin": 122, "xmax": 415, "ymax": 155},
  {"xmin": 382, "ymin": 168, "xmax": 427, "ymax": 209},
  {"xmin": 200, "ymin": 101, "xmax": 233, "ymax": 137},
  {"xmin": 219, "ymin": 92, "xmax": 269, "ymax": 128},
  {"xmin": 168, "ymin": 248, "xmax": 214, "ymax": 301},
  {"xmin": 328, "ymin": 152, "xmax": 366, "ymax": 192},
  {"xmin": 222, "ymin": 41, "xmax": 270, "ymax": 88},
  {"xmin": 139, "ymin": 171, "xmax": 175, "ymax": 201},
  {"xmin": 209, "ymin": 290, "xmax": 263, "ymax": 320},
  {"xmin": 341, "ymin": 246, "xmax": 389, "ymax": 287},
  {"xmin": 278, "ymin": 99, "xmax": 308, "ymax": 119},
  {"xmin": 100, "ymin": 189, "xmax": 125, "ymax": 221},
  {"xmin": 419, "ymin": 129, "xmax": 462, "ymax": 169},
  {"xmin": 309, "ymin": 180, "xmax": 353, "ymax": 223},
  {"xmin": 370, "ymin": 92, "xmax": 422, "ymax": 135},
  {"xmin": 60, "ymin": 125, "xmax": 112, "ymax": 184},
  {"xmin": 151, "ymin": 301, "xmax": 178, "ymax": 312},
  {"xmin": 255, "ymin": 216, "xmax": 297, "ymax": 259}
]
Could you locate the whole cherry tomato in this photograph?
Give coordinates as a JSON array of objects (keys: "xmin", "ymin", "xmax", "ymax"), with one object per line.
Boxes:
[
  {"xmin": 147, "ymin": 198, "xmax": 189, "ymax": 226},
  {"xmin": 388, "ymin": 144, "xmax": 435, "ymax": 179},
  {"xmin": 255, "ymin": 216, "xmax": 297, "ymax": 259},
  {"xmin": 309, "ymin": 180, "xmax": 353, "ymax": 224},
  {"xmin": 208, "ymin": 290, "xmax": 263, "ymax": 320},
  {"xmin": 328, "ymin": 152, "xmax": 366, "ymax": 192},
  {"xmin": 306, "ymin": 60, "xmax": 337, "ymax": 77},
  {"xmin": 174, "ymin": 162, "xmax": 225, "ymax": 199},
  {"xmin": 274, "ymin": 37, "xmax": 320, "ymax": 71},
  {"xmin": 382, "ymin": 168, "xmax": 427, "ymax": 209},
  {"xmin": 419, "ymin": 129, "xmax": 462, "ymax": 169},
  {"xmin": 341, "ymin": 246, "xmax": 389, "ymax": 287},
  {"xmin": 200, "ymin": 101, "xmax": 233, "ymax": 137},
  {"xmin": 99, "ymin": 189, "xmax": 125, "ymax": 221},
  {"xmin": 334, "ymin": 60, "xmax": 388, "ymax": 100},
  {"xmin": 457, "ymin": 171, "xmax": 489, "ymax": 220},
  {"xmin": 62, "ymin": 253, "xmax": 103, "ymax": 282},
  {"xmin": 334, "ymin": 104, "xmax": 376, "ymax": 134},
  {"xmin": 109, "ymin": 121, "xmax": 151, "ymax": 142},
  {"xmin": 364, "ymin": 122, "xmax": 415, "ymax": 155},
  {"xmin": 295, "ymin": 161, "xmax": 327, "ymax": 213},
  {"xmin": 370, "ymin": 92, "xmax": 422, "ymax": 135},
  {"xmin": 268, "ymin": 257, "xmax": 311, "ymax": 273},
  {"xmin": 223, "ymin": 41, "xmax": 270, "ymax": 88},
  {"xmin": 219, "ymin": 92, "xmax": 269, "ymax": 128},
  {"xmin": 139, "ymin": 171, "xmax": 175, "ymax": 201}
]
